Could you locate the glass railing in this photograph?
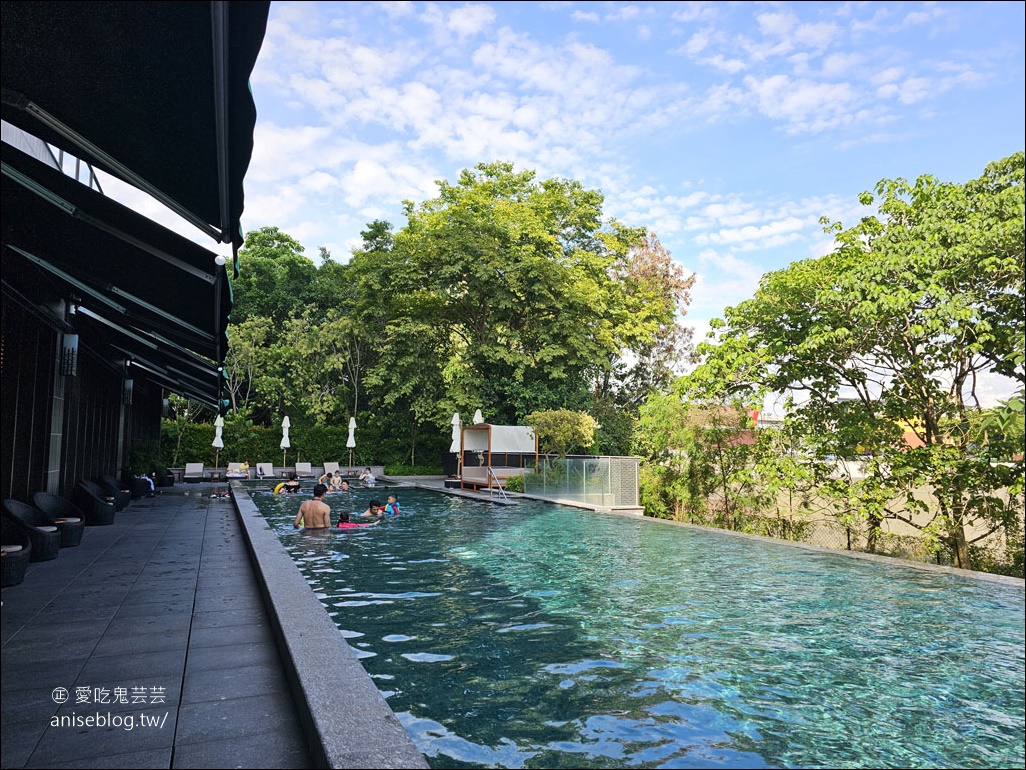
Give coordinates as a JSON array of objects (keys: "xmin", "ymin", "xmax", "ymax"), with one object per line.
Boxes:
[{"xmin": 523, "ymin": 455, "xmax": 639, "ymax": 507}]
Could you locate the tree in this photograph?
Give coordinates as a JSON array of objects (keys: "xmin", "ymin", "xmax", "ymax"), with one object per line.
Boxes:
[
  {"xmin": 232, "ymin": 226, "xmax": 318, "ymax": 327},
  {"xmin": 222, "ymin": 316, "xmax": 274, "ymax": 416},
  {"xmin": 599, "ymin": 231, "xmax": 696, "ymax": 407},
  {"xmin": 525, "ymin": 409, "xmax": 599, "ymax": 458},
  {"xmin": 350, "ymin": 161, "xmax": 676, "ymax": 428},
  {"xmin": 635, "ymin": 391, "xmax": 768, "ymax": 527},
  {"xmin": 689, "ymin": 153, "xmax": 1025, "ymax": 569}
]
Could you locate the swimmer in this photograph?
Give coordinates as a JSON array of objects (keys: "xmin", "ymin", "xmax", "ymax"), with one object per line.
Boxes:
[
  {"xmin": 337, "ymin": 510, "xmax": 380, "ymax": 529},
  {"xmin": 293, "ymin": 484, "xmax": 332, "ymax": 529}
]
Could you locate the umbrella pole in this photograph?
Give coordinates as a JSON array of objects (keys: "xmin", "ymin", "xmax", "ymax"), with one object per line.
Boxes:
[{"xmin": 349, "ymin": 448, "xmax": 353, "ymax": 474}]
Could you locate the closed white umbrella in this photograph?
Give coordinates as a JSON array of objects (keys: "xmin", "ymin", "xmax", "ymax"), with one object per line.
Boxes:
[
  {"xmin": 450, "ymin": 412, "xmax": 462, "ymax": 478},
  {"xmin": 212, "ymin": 414, "xmax": 224, "ymax": 468},
  {"xmin": 473, "ymin": 409, "xmax": 484, "ymax": 424},
  {"xmin": 346, "ymin": 416, "xmax": 356, "ymax": 472},
  {"xmin": 449, "ymin": 413, "xmax": 461, "ymax": 453},
  {"xmin": 280, "ymin": 416, "xmax": 291, "ymax": 468}
]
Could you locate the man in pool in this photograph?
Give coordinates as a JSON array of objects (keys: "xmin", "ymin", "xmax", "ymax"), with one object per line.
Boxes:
[
  {"xmin": 357, "ymin": 498, "xmax": 384, "ymax": 519},
  {"xmin": 293, "ymin": 483, "xmax": 333, "ymax": 529}
]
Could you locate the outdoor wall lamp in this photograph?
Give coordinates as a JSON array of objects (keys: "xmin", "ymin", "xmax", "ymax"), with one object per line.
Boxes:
[{"xmin": 60, "ymin": 333, "xmax": 79, "ymax": 376}]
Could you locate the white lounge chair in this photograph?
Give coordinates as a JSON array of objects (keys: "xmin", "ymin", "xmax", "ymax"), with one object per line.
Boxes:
[
  {"xmin": 295, "ymin": 462, "xmax": 315, "ymax": 478},
  {"xmin": 256, "ymin": 462, "xmax": 275, "ymax": 479},
  {"xmin": 183, "ymin": 463, "xmax": 206, "ymax": 482},
  {"xmin": 323, "ymin": 461, "xmax": 341, "ymax": 476},
  {"xmin": 226, "ymin": 462, "xmax": 250, "ymax": 479}
]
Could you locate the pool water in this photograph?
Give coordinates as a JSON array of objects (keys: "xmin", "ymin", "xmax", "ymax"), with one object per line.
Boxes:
[{"xmin": 250, "ymin": 485, "xmax": 1025, "ymax": 769}]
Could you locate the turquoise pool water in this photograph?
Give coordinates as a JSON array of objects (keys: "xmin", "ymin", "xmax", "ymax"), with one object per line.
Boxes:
[{"xmin": 250, "ymin": 485, "xmax": 1025, "ymax": 769}]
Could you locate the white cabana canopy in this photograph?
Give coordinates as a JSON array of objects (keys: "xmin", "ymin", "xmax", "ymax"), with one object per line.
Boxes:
[{"xmin": 462, "ymin": 424, "xmax": 537, "ymax": 454}]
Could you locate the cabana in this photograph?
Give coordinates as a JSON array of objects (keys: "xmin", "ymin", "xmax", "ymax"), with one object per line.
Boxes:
[{"xmin": 459, "ymin": 424, "xmax": 538, "ymax": 492}]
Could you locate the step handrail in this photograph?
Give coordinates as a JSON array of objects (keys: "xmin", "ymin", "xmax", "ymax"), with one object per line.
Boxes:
[{"xmin": 486, "ymin": 466, "xmax": 511, "ymax": 502}]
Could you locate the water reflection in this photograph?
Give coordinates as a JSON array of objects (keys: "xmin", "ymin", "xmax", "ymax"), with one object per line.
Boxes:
[{"xmin": 247, "ymin": 484, "xmax": 1026, "ymax": 770}]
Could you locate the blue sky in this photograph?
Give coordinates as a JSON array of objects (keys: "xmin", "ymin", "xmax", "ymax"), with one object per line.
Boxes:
[
  {"xmin": 101, "ymin": 1, "xmax": 1024, "ymax": 406},
  {"xmin": 241, "ymin": 1, "xmax": 1024, "ymax": 342}
]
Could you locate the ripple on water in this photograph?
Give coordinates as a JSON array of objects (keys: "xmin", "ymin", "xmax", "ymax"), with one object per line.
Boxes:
[
  {"xmin": 401, "ymin": 652, "xmax": 456, "ymax": 663},
  {"xmin": 255, "ymin": 485, "xmax": 1026, "ymax": 770}
]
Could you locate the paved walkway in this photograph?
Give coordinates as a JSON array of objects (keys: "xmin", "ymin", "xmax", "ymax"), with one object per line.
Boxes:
[{"xmin": 1, "ymin": 483, "xmax": 312, "ymax": 769}]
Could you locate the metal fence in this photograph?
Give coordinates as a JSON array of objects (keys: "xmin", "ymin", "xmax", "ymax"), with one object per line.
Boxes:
[
  {"xmin": 683, "ymin": 491, "xmax": 1023, "ymax": 571},
  {"xmin": 523, "ymin": 456, "xmax": 639, "ymax": 508}
]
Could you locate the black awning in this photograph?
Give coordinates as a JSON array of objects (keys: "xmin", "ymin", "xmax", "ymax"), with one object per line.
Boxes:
[
  {"xmin": 1, "ymin": 0, "xmax": 269, "ymax": 253},
  {"xmin": 3, "ymin": 144, "xmax": 231, "ymax": 365}
]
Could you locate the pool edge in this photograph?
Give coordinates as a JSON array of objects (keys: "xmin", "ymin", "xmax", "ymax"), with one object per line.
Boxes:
[{"xmin": 230, "ymin": 481, "xmax": 431, "ymax": 770}]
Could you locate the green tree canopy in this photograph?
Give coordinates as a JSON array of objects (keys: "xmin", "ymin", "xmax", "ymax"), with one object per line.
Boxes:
[
  {"xmin": 687, "ymin": 152, "xmax": 1025, "ymax": 569},
  {"xmin": 349, "ymin": 161, "xmax": 690, "ymax": 428},
  {"xmin": 232, "ymin": 226, "xmax": 318, "ymax": 327},
  {"xmin": 525, "ymin": 409, "xmax": 599, "ymax": 457}
]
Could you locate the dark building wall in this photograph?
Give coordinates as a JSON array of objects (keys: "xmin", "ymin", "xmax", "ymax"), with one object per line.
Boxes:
[
  {"xmin": 60, "ymin": 346, "xmax": 124, "ymax": 495},
  {"xmin": 1, "ymin": 298, "xmax": 55, "ymax": 501},
  {"xmin": 1, "ymin": 297, "xmax": 161, "ymax": 502}
]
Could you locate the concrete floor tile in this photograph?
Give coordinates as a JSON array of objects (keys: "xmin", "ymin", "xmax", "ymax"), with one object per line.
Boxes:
[
  {"xmin": 190, "ymin": 607, "xmax": 267, "ymax": 629},
  {"xmin": 1, "ymin": 658, "xmax": 90, "ymax": 693},
  {"xmin": 171, "ymin": 727, "xmax": 310, "ymax": 769},
  {"xmin": 25, "ymin": 706, "xmax": 176, "ymax": 767},
  {"xmin": 187, "ymin": 622, "xmax": 273, "ymax": 649},
  {"xmin": 0, "ymin": 723, "xmax": 47, "ymax": 768},
  {"xmin": 175, "ymin": 692, "xmax": 302, "ymax": 745},
  {"xmin": 77, "ymin": 647, "xmax": 187, "ymax": 684},
  {"xmin": 27, "ymin": 746, "xmax": 171, "ymax": 768},
  {"xmin": 90, "ymin": 629, "xmax": 189, "ymax": 658},
  {"xmin": 185, "ymin": 641, "xmax": 279, "ymax": 674},
  {"xmin": 182, "ymin": 662, "xmax": 290, "ymax": 705}
]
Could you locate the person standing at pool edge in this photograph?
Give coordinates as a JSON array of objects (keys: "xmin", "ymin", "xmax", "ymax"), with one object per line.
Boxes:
[{"xmin": 294, "ymin": 484, "xmax": 332, "ymax": 529}]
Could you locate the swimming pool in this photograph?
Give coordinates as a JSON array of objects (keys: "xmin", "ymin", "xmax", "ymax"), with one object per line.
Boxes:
[{"xmin": 250, "ymin": 484, "xmax": 1025, "ymax": 769}]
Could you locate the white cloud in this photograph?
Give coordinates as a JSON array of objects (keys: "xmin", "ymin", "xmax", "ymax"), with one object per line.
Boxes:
[
  {"xmin": 744, "ymin": 74, "xmax": 859, "ymax": 133},
  {"xmin": 895, "ymin": 76, "xmax": 935, "ymax": 105},
  {"xmin": 821, "ymin": 51, "xmax": 863, "ymax": 78},
  {"xmin": 445, "ymin": 4, "xmax": 496, "ymax": 38},
  {"xmin": 696, "ymin": 217, "xmax": 805, "ymax": 248},
  {"xmin": 680, "ymin": 29, "xmax": 711, "ymax": 56},
  {"xmin": 669, "ymin": 3, "xmax": 722, "ymax": 25},
  {"xmin": 235, "ymin": 0, "xmax": 1024, "ymax": 354},
  {"xmin": 757, "ymin": 12, "xmax": 797, "ymax": 38}
]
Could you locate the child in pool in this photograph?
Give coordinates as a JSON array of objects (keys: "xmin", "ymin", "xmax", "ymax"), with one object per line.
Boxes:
[{"xmin": 337, "ymin": 510, "xmax": 380, "ymax": 529}]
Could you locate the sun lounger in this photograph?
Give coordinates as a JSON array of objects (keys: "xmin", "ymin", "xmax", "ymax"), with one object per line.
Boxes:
[
  {"xmin": 295, "ymin": 462, "xmax": 315, "ymax": 478},
  {"xmin": 184, "ymin": 463, "xmax": 206, "ymax": 482}
]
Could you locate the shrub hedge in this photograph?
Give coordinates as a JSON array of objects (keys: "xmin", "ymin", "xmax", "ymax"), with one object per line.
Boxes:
[{"xmin": 160, "ymin": 419, "xmax": 447, "ymax": 473}]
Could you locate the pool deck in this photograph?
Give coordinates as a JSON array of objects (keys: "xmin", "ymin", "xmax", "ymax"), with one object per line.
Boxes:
[
  {"xmin": 9, "ymin": 475, "xmax": 1013, "ymax": 770},
  {"xmin": 1, "ymin": 481, "xmax": 427, "ymax": 770}
]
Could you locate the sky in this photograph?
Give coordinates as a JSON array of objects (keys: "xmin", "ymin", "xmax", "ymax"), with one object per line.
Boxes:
[{"xmin": 106, "ymin": 1, "xmax": 1026, "ymax": 407}]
